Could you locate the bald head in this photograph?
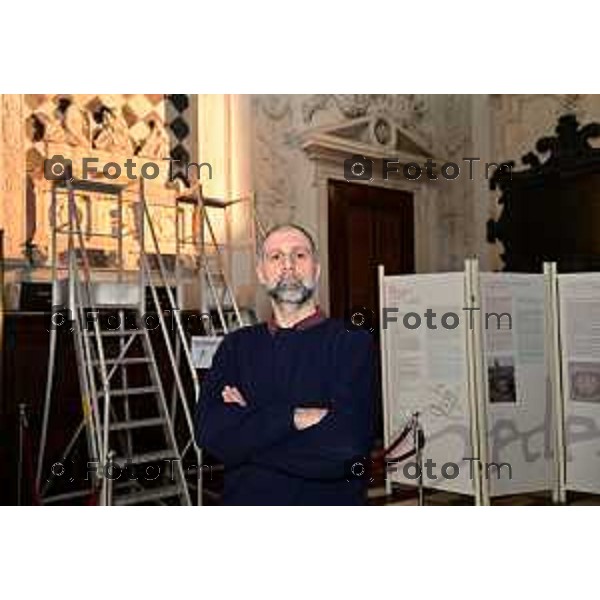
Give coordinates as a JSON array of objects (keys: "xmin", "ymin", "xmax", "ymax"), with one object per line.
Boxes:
[{"xmin": 259, "ymin": 223, "xmax": 318, "ymax": 260}]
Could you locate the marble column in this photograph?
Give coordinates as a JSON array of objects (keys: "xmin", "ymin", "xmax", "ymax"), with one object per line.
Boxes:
[
  {"xmin": 0, "ymin": 94, "xmax": 26, "ymax": 262},
  {"xmin": 469, "ymin": 94, "xmax": 496, "ymax": 271},
  {"xmin": 196, "ymin": 94, "xmax": 257, "ymax": 312}
]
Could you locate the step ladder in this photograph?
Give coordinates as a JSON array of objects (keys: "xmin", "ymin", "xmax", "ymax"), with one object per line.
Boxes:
[
  {"xmin": 37, "ymin": 177, "xmax": 199, "ymax": 505},
  {"xmin": 174, "ymin": 185, "xmax": 267, "ymax": 336},
  {"xmin": 74, "ymin": 302, "xmax": 192, "ymax": 506},
  {"xmin": 184, "ymin": 187, "xmax": 257, "ymax": 335}
]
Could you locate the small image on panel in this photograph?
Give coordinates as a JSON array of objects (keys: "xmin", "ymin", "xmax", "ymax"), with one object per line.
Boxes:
[
  {"xmin": 569, "ymin": 362, "xmax": 600, "ymax": 403},
  {"xmin": 488, "ymin": 356, "xmax": 516, "ymax": 404}
]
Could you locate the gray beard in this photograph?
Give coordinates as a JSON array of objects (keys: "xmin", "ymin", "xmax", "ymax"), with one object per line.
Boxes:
[{"xmin": 266, "ymin": 278, "xmax": 316, "ymax": 305}]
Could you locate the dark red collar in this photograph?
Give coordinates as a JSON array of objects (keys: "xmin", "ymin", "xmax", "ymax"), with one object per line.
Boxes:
[{"xmin": 267, "ymin": 306, "xmax": 326, "ymax": 334}]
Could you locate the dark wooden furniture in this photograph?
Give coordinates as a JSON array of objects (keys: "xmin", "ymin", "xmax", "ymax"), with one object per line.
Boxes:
[{"xmin": 488, "ymin": 114, "xmax": 600, "ymax": 272}]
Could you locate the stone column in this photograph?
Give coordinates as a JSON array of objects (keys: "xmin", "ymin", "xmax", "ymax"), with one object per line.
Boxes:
[
  {"xmin": 196, "ymin": 94, "xmax": 257, "ymax": 314},
  {"xmin": 469, "ymin": 94, "xmax": 496, "ymax": 270},
  {"xmin": 0, "ymin": 94, "xmax": 26, "ymax": 262}
]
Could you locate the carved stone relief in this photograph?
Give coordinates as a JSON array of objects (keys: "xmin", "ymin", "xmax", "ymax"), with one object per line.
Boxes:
[{"xmin": 0, "ymin": 94, "xmax": 194, "ymax": 270}]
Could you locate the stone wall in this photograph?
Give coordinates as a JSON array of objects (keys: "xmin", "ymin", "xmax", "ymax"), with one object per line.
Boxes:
[
  {"xmin": 4, "ymin": 94, "xmax": 597, "ymax": 312},
  {"xmin": 249, "ymin": 94, "xmax": 488, "ymax": 313}
]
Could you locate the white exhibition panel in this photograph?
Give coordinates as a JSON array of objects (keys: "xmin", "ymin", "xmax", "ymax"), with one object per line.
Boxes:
[
  {"xmin": 381, "ymin": 272, "xmax": 474, "ymax": 495},
  {"xmin": 480, "ymin": 273, "xmax": 553, "ymax": 496},
  {"xmin": 558, "ymin": 274, "xmax": 600, "ymax": 494}
]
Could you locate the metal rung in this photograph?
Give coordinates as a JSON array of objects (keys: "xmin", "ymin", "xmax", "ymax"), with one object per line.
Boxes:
[
  {"xmin": 41, "ymin": 488, "xmax": 96, "ymax": 504},
  {"xmin": 92, "ymin": 357, "xmax": 151, "ymax": 366},
  {"xmin": 113, "ymin": 484, "xmax": 183, "ymax": 506},
  {"xmin": 110, "ymin": 417, "xmax": 166, "ymax": 431},
  {"xmin": 55, "ymin": 230, "xmax": 124, "ymax": 238},
  {"xmin": 117, "ymin": 450, "xmax": 178, "ymax": 465},
  {"xmin": 99, "ymin": 386, "xmax": 158, "ymax": 397},
  {"xmin": 84, "ymin": 304, "xmax": 139, "ymax": 310},
  {"xmin": 84, "ymin": 330, "xmax": 142, "ymax": 337},
  {"xmin": 202, "ymin": 489, "xmax": 222, "ymax": 501}
]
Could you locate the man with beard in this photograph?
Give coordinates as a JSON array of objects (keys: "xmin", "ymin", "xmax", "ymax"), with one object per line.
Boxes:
[{"xmin": 195, "ymin": 224, "xmax": 374, "ymax": 505}]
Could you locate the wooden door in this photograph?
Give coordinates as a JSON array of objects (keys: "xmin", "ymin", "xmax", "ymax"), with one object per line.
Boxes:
[
  {"xmin": 328, "ymin": 179, "xmax": 415, "ymax": 322},
  {"xmin": 328, "ymin": 179, "xmax": 415, "ymax": 444}
]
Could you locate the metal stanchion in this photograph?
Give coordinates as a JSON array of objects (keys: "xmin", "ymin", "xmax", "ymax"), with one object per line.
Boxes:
[
  {"xmin": 413, "ymin": 412, "xmax": 425, "ymax": 506},
  {"xmin": 380, "ymin": 410, "xmax": 427, "ymax": 505},
  {"xmin": 17, "ymin": 403, "xmax": 28, "ymax": 506},
  {"xmin": 105, "ymin": 450, "xmax": 115, "ymax": 507}
]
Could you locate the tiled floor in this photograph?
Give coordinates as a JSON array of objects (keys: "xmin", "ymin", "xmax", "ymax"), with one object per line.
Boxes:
[
  {"xmin": 367, "ymin": 484, "xmax": 600, "ymax": 506},
  {"xmin": 202, "ymin": 467, "xmax": 600, "ymax": 506}
]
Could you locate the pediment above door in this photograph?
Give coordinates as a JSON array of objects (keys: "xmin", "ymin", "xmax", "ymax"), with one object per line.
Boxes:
[{"xmin": 301, "ymin": 111, "xmax": 444, "ymax": 164}]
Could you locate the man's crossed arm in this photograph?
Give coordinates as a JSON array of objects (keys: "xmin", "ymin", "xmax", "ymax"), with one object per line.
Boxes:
[{"xmin": 222, "ymin": 383, "xmax": 329, "ymax": 430}]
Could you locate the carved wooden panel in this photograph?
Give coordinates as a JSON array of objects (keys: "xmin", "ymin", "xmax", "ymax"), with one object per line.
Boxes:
[{"xmin": 488, "ymin": 114, "xmax": 600, "ymax": 272}]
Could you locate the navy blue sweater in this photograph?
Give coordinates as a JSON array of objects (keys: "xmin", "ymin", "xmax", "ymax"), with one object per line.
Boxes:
[{"xmin": 195, "ymin": 318, "xmax": 374, "ymax": 505}]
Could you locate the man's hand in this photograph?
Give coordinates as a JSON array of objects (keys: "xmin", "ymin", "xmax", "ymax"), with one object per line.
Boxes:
[
  {"xmin": 222, "ymin": 385, "xmax": 247, "ymax": 407},
  {"xmin": 293, "ymin": 408, "xmax": 329, "ymax": 430}
]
